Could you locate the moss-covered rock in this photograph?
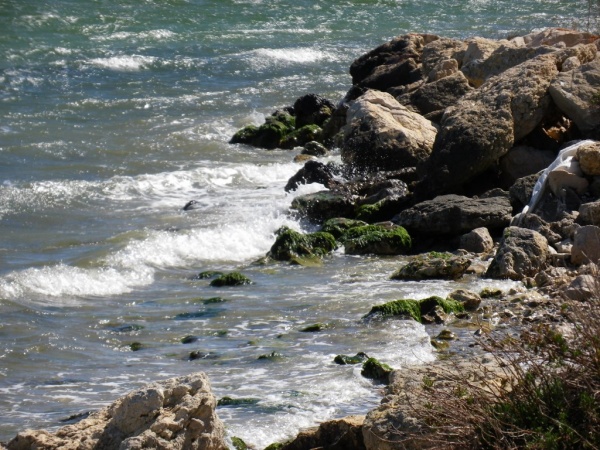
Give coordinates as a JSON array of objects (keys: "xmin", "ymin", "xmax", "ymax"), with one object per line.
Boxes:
[
  {"xmin": 480, "ymin": 287, "xmax": 503, "ymax": 298},
  {"xmin": 343, "ymin": 225, "xmax": 411, "ymax": 255},
  {"xmin": 291, "ymin": 191, "xmax": 356, "ymax": 222},
  {"xmin": 300, "ymin": 323, "xmax": 328, "ymax": 332},
  {"xmin": 217, "ymin": 396, "xmax": 260, "ymax": 407},
  {"xmin": 210, "ymin": 272, "xmax": 253, "ymax": 287},
  {"xmin": 267, "ymin": 226, "xmax": 336, "ymax": 262},
  {"xmin": 230, "ymin": 113, "xmax": 296, "ymax": 150},
  {"xmin": 390, "ymin": 253, "xmax": 470, "ymax": 280},
  {"xmin": 195, "ymin": 270, "xmax": 224, "ymax": 279},
  {"xmin": 334, "ymin": 352, "xmax": 369, "ymax": 365},
  {"xmin": 257, "ymin": 351, "xmax": 284, "ymax": 361},
  {"xmin": 231, "ymin": 437, "xmax": 248, "ymax": 450},
  {"xmin": 280, "ymin": 124, "xmax": 323, "ymax": 149},
  {"xmin": 130, "ymin": 342, "xmax": 144, "ymax": 351},
  {"xmin": 321, "ymin": 218, "xmax": 368, "ymax": 239},
  {"xmin": 361, "ymin": 357, "xmax": 393, "ymax": 382},
  {"xmin": 180, "ymin": 335, "xmax": 199, "ymax": 344},
  {"xmin": 364, "ymin": 296, "xmax": 464, "ymax": 323},
  {"xmin": 230, "ymin": 124, "xmax": 259, "ymax": 145}
]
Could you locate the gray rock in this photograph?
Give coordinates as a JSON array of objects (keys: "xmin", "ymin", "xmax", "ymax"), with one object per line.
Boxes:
[
  {"xmin": 459, "ymin": 227, "xmax": 494, "ymax": 253},
  {"xmin": 394, "ymin": 194, "xmax": 512, "ymax": 237},
  {"xmin": 499, "ymin": 146, "xmax": 556, "ymax": 188},
  {"xmin": 6, "ymin": 373, "xmax": 227, "ymax": 450},
  {"xmin": 571, "ymin": 225, "xmax": 600, "ymax": 265},
  {"xmin": 485, "ymin": 227, "xmax": 550, "ymax": 280},
  {"xmin": 564, "ymin": 274, "xmax": 598, "ymax": 301},
  {"xmin": 421, "ymin": 37, "xmax": 467, "ymax": 79},
  {"xmin": 291, "ymin": 190, "xmax": 355, "ymax": 222},
  {"xmin": 447, "ymin": 289, "xmax": 482, "ymax": 311},
  {"xmin": 550, "ymin": 56, "xmax": 600, "ymax": 134},
  {"xmin": 396, "ymin": 70, "xmax": 473, "ymax": 116},
  {"xmin": 579, "ymin": 201, "xmax": 600, "ymax": 226},
  {"xmin": 341, "ymin": 90, "xmax": 437, "ymax": 172}
]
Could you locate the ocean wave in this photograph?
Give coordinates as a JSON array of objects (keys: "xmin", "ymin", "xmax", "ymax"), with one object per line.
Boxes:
[{"xmin": 87, "ymin": 55, "xmax": 158, "ymax": 72}]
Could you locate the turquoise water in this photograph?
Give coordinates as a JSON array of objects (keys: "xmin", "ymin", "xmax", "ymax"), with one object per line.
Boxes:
[{"xmin": 0, "ymin": 0, "xmax": 587, "ymax": 446}]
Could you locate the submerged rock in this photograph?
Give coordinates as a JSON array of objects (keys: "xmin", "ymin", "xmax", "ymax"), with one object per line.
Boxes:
[
  {"xmin": 364, "ymin": 296, "xmax": 464, "ymax": 323},
  {"xmin": 361, "ymin": 358, "xmax": 393, "ymax": 383},
  {"xmin": 334, "ymin": 352, "xmax": 369, "ymax": 365},
  {"xmin": 210, "ymin": 272, "xmax": 253, "ymax": 287},
  {"xmin": 6, "ymin": 373, "xmax": 227, "ymax": 450},
  {"xmin": 267, "ymin": 226, "xmax": 337, "ymax": 262}
]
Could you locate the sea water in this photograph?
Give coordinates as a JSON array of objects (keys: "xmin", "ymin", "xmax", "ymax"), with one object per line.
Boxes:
[{"xmin": 0, "ymin": 0, "xmax": 589, "ymax": 446}]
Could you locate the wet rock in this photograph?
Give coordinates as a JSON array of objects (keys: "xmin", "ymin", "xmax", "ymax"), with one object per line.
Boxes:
[
  {"xmin": 364, "ymin": 296, "xmax": 464, "ymax": 323},
  {"xmin": 394, "ymin": 194, "xmax": 512, "ymax": 237},
  {"xmin": 210, "ymin": 272, "xmax": 252, "ymax": 287},
  {"xmin": 267, "ymin": 226, "xmax": 337, "ymax": 262},
  {"xmin": 447, "ymin": 289, "xmax": 482, "ymax": 311},
  {"xmin": 217, "ymin": 397, "xmax": 260, "ymax": 407},
  {"xmin": 284, "ymin": 160, "xmax": 338, "ymax": 192},
  {"xmin": 341, "ymin": 90, "xmax": 437, "ymax": 172},
  {"xmin": 293, "ymin": 94, "xmax": 335, "ymax": 128},
  {"xmin": 278, "ymin": 415, "xmax": 366, "ymax": 450},
  {"xmin": 342, "ymin": 224, "xmax": 411, "ymax": 255},
  {"xmin": 571, "ymin": 225, "xmax": 600, "ymax": 265},
  {"xmin": 458, "ymin": 227, "xmax": 494, "ymax": 253},
  {"xmin": 390, "ymin": 252, "xmax": 471, "ymax": 280},
  {"xmin": 436, "ymin": 329, "xmax": 457, "ymax": 340},
  {"xmin": 334, "ymin": 352, "xmax": 369, "ymax": 365},
  {"xmin": 321, "ymin": 218, "xmax": 368, "ymax": 239},
  {"xmin": 486, "ymin": 227, "xmax": 550, "ymax": 280},
  {"xmin": 291, "ymin": 190, "xmax": 355, "ymax": 222},
  {"xmin": 280, "ymin": 125, "xmax": 323, "ymax": 150},
  {"xmin": 6, "ymin": 373, "xmax": 227, "ymax": 450},
  {"xmin": 230, "ymin": 112, "xmax": 296, "ymax": 149},
  {"xmin": 301, "ymin": 141, "xmax": 329, "ymax": 157},
  {"xmin": 361, "ymin": 358, "xmax": 393, "ymax": 383},
  {"xmin": 300, "ymin": 323, "xmax": 328, "ymax": 332}
]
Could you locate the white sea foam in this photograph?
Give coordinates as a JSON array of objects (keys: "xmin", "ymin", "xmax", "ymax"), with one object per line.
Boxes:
[
  {"xmin": 87, "ymin": 55, "xmax": 157, "ymax": 71},
  {"xmin": 92, "ymin": 29, "xmax": 176, "ymax": 42},
  {"xmin": 252, "ymin": 47, "xmax": 336, "ymax": 64}
]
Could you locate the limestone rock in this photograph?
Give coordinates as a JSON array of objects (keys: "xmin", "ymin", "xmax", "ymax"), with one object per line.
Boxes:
[
  {"xmin": 396, "ymin": 70, "xmax": 473, "ymax": 116},
  {"xmin": 459, "ymin": 227, "xmax": 494, "ymax": 253},
  {"xmin": 563, "ymin": 274, "xmax": 599, "ymax": 301},
  {"xmin": 577, "ymin": 141, "xmax": 600, "ymax": 176},
  {"xmin": 421, "ymin": 38, "xmax": 467, "ymax": 80},
  {"xmin": 280, "ymin": 415, "xmax": 366, "ymax": 450},
  {"xmin": 571, "ymin": 225, "xmax": 600, "ymax": 265},
  {"xmin": 579, "ymin": 201, "xmax": 600, "ymax": 225},
  {"xmin": 521, "ymin": 28, "xmax": 599, "ymax": 49},
  {"xmin": 422, "ymin": 52, "xmax": 562, "ymax": 194},
  {"xmin": 391, "ymin": 254, "xmax": 471, "ymax": 280},
  {"xmin": 549, "ymin": 58, "xmax": 600, "ymax": 133},
  {"xmin": 394, "ymin": 194, "xmax": 512, "ymax": 237},
  {"xmin": 486, "ymin": 227, "xmax": 550, "ymax": 280},
  {"xmin": 6, "ymin": 373, "xmax": 227, "ymax": 450},
  {"xmin": 341, "ymin": 90, "xmax": 437, "ymax": 172},
  {"xmin": 447, "ymin": 289, "xmax": 482, "ymax": 311}
]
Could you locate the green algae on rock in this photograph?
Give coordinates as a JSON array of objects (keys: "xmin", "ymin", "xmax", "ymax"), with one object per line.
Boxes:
[
  {"xmin": 217, "ymin": 397, "xmax": 260, "ymax": 407},
  {"xmin": 365, "ymin": 296, "xmax": 464, "ymax": 323},
  {"xmin": 391, "ymin": 252, "xmax": 470, "ymax": 280},
  {"xmin": 361, "ymin": 357, "xmax": 393, "ymax": 382},
  {"xmin": 280, "ymin": 124, "xmax": 323, "ymax": 149},
  {"xmin": 300, "ymin": 323, "xmax": 329, "ymax": 332},
  {"xmin": 334, "ymin": 352, "xmax": 369, "ymax": 365},
  {"xmin": 321, "ymin": 218, "xmax": 368, "ymax": 239},
  {"xmin": 210, "ymin": 272, "xmax": 253, "ymax": 287},
  {"xmin": 342, "ymin": 224, "xmax": 411, "ymax": 255},
  {"xmin": 267, "ymin": 226, "xmax": 337, "ymax": 262}
]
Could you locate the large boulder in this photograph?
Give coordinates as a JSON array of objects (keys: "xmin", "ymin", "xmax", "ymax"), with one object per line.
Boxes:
[
  {"xmin": 350, "ymin": 33, "xmax": 439, "ymax": 88},
  {"xmin": 485, "ymin": 227, "xmax": 550, "ymax": 280},
  {"xmin": 394, "ymin": 194, "xmax": 512, "ymax": 237},
  {"xmin": 291, "ymin": 190, "xmax": 355, "ymax": 222},
  {"xmin": 571, "ymin": 225, "xmax": 600, "ymax": 265},
  {"xmin": 550, "ymin": 58, "xmax": 600, "ymax": 135},
  {"xmin": 420, "ymin": 50, "xmax": 585, "ymax": 195},
  {"xmin": 396, "ymin": 70, "xmax": 473, "ymax": 116},
  {"xmin": 6, "ymin": 373, "xmax": 227, "ymax": 450},
  {"xmin": 280, "ymin": 415, "xmax": 366, "ymax": 450},
  {"xmin": 293, "ymin": 94, "xmax": 336, "ymax": 128},
  {"xmin": 341, "ymin": 90, "xmax": 437, "ymax": 172}
]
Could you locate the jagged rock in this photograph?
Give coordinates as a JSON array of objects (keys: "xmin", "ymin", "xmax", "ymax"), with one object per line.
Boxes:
[
  {"xmin": 550, "ymin": 57, "xmax": 600, "ymax": 134},
  {"xmin": 291, "ymin": 190, "xmax": 355, "ymax": 222},
  {"xmin": 390, "ymin": 253, "xmax": 471, "ymax": 280},
  {"xmin": 426, "ymin": 58, "xmax": 459, "ymax": 82},
  {"xmin": 421, "ymin": 49, "xmax": 595, "ymax": 195},
  {"xmin": 579, "ymin": 201, "xmax": 600, "ymax": 225},
  {"xmin": 396, "ymin": 70, "xmax": 473, "ymax": 116},
  {"xmin": 520, "ymin": 28, "xmax": 599, "ymax": 49},
  {"xmin": 499, "ymin": 145, "xmax": 556, "ymax": 188},
  {"xmin": 486, "ymin": 227, "xmax": 550, "ymax": 280},
  {"xmin": 341, "ymin": 90, "xmax": 437, "ymax": 172},
  {"xmin": 510, "ymin": 173, "xmax": 540, "ymax": 212},
  {"xmin": 6, "ymin": 373, "xmax": 226, "ymax": 450},
  {"xmin": 447, "ymin": 289, "xmax": 482, "ymax": 311},
  {"xmin": 350, "ymin": 33, "xmax": 439, "ymax": 87},
  {"xmin": 458, "ymin": 227, "xmax": 494, "ymax": 253},
  {"xmin": 301, "ymin": 141, "xmax": 329, "ymax": 157},
  {"xmin": 279, "ymin": 415, "xmax": 366, "ymax": 450},
  {"xmin": 293, "ymin": 94, "xmax": 335, "ymax": 128},
  {"xmin": 577, "ymin": 141, "xmax": 600, "ymax": 176},
  {"xmin": 394, "ymin": 194, "xmax": 512, "ymax": 237},
  {"xmin": 421, "ymin": 38, "xmax": 467, "ymax": 79},
  {"xmin": 563, "ymin": 274, "xmax": 598, "ymax": 301},
  {"xmin": 571, "ymin": 225, "xmax": 600, "ymax": 265},
  {"xmin": 284, "ymin": 160, "xmax": 337, "ymax": 192}
]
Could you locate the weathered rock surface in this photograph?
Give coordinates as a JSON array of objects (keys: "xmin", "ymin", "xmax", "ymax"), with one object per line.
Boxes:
[
  {"xmin": 279, "ymin": 415, "xmax": 366, "ymax": 450},
  {"xmin": 420, "ymin": 38, "xmax": 467, "ymax": 80},
  {"xmin": 486, "ymin": 227, "xmax": 550, "ymax": 280},
  {"xmin": 391, "ymin": 254, "xmax": 471, "ymax": 280},
  {"xmin": 394, "ymin": 194, "xmax": 512, "ymax": 236},
  {"xmin": 291, "ymin": 190, "xmax": 355, "ymax": 222},
  {"xmin": 577, "ymin": 141, "xmax": 600, "ymax": 176},
  {"xmin": 341, "ymin": 90, "xmax": 437, "ymax": 172},
  {"xmin": 571, "ymin": 225, "xmax": 600, "ymax": 265},
  {"xmin": 6, "ymin": 373, "xmax": 227, "ymax": 450},
  {"xmin": 550, "ymin": 57, "xmax": 600, "ymax": 134},
  {"xmin": 459, "ymin": 227, "xmax": 494, "ymax": 253},
  {"xmin": 499, "ymin": 145, "xmax": 556, "ymax": 188},
  {"xmin": 579, "ymin": 200, "xmax": 600, "ymax": 225}
]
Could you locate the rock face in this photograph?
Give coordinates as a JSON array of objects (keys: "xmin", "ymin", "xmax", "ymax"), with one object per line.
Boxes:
[
  {"xmin": 549, "ymin": 58, "xmax": 600, "ymax": 134},
  {"xmin": 341, "ymin": 90, "xmax": 437, "ymax": 172},
  {"xmin": 394, "ymin": 194, "xmax": 512, "ymax": 236},
  {"xmin": 486, "ymin": 227, "xmax": 550, "ymax": 280},
  {"xmin": 422, "ymin": 52, "xmax": 561, "ymax": 194},
  {"xmin": 6, "ymin": 373, "xmax": 227, "ymax": 450}
]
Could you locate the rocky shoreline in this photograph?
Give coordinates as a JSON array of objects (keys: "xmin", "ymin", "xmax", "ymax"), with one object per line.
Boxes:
[{"xmin": 4, "ymin": 27, "xmax": 600, "ymax": 449}]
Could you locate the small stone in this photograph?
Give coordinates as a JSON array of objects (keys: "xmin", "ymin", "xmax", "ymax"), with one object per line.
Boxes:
[{"xmin": 436, "ymin": 329, "xmax": 457, "ymax": 340}]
